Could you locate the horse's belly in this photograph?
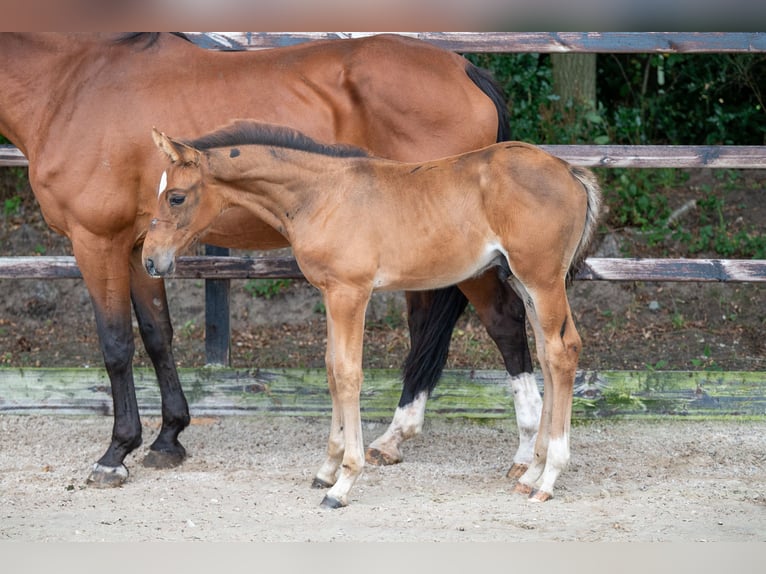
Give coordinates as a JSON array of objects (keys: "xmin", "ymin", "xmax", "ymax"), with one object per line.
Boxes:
[{"xmin": 376, "ymin": 241, "xmax": 507, "ymax": 292}]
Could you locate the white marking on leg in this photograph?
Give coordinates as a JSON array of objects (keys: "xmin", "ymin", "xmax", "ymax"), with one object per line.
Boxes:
[
  {"xmin": 367, "ymin": 391, "xmax": 427, "ymax": 462},
  {"xmin": 536, "ymin": 433, "xmax": 570, "ymax": 495},
  {"xmin": 325, "ymin": 418, "xmax": 365, "ymax": 507},
  {"xmin": 315, "ymin": 402, "xmax": 345, "ymax": 485},
  {"xmin": 90, "ymin": 462, "xmax": 129, "ymax": 480},
  {"xmin": 157, "ymin": 170, "xmax": 167, "ymax": 197},
  {"xmin": 509, "ymin": 372, "xmax": 542, "ymax": 466}
]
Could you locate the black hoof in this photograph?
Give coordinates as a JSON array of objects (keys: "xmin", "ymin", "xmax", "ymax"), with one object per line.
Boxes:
[
  {"xmin": 320, "ymin": 495, "xmax": 346, "ymax": 509},
  {"xmin": 311, "ymin": 477, "xmax": 333, "ymax": 489},
  {"xmin": 143, "ymin": 447, "xmax": 187, "ymax": 469},
  {"xmin": 86, "ymin": 463, "xmax": 129, "ymax": 488}
]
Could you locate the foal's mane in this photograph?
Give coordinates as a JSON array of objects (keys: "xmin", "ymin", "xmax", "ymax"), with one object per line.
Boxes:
[
  {"xmin": 113, "ymin": 33, "xmax": 192, "ymax": 48},
  {"xmin": 185, "ymin": 121, "xmax": 371, "ymax": 159}
]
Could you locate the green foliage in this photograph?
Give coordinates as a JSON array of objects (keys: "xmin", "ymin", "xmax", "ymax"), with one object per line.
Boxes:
[
  {"xmin": 466, "ymin": 53, "xmax": 608, "ymax": 144},
  {"xmin": 599, "ymin": 53, "xmax": 765, "ymax": 145},
  {"xmin": 467, "ymin": 51, "xmax": 765, "ymax": 259},
  {"xmin": 598, "ymin": 168, "xmax": 684, "ymax": 230},
  {"xmin": 3, "ymin": 195, "xmax": 22, "ymax": 216},
  {"xmin": 678, "ymin": 193, "xmax": 766, "ymax": 258},
  {"xmin": 243, "ymin": 278, "xmax": 292, "ymax": 299},
  {"xmin": 468, "ymin": 52, "xmax": 765, "ymax": 146}
]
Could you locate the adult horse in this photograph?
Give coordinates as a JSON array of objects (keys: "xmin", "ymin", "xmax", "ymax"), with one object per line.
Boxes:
[
  {"xmin": 142, "ymin": 121, "xmax": 601, "ymax": 506},
  {"xmin": 0, "ymin": 32, "xmax": 538, "ymax": 486}
]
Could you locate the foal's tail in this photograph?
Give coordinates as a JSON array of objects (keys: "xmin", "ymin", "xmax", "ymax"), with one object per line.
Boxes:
[{"xmin": 569, "ymin": 165, "xmax": 603, "ymax": 273}]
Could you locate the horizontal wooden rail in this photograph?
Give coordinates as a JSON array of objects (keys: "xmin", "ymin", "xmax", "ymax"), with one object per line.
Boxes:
[
  {"xmin": 186, "ymin": 32, "xmax": 766, "ymax": 54},
  {"xmin": 1, "ymin": 255, "xmax": 764, "ymax": 283},
  {"xmin": 541, "ymin": 145, "xmax": 766, "ymax": 169},
  {"xmin": 2, "ymin": 367, "xmax": 765, "ymax": 418},
  {"xmin": 3, "ymin": 145, "xmax": 766, "ymax": 169}
]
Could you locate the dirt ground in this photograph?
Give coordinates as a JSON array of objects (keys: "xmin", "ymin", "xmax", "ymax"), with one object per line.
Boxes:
[{"xmin": 1, "ymin": 414, "xmax": 764, "ymax": 542}]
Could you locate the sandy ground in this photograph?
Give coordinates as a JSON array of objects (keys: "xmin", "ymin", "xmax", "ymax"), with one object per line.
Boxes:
[{"xmin": 0, "ymin": 414, "xmax": 764, "ymax": 542}]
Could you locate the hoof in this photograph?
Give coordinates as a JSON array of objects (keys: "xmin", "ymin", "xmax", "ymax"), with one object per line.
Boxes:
[
  {"xmin": 320, "ymin": 495, "xmax": 346, "ymax": 509},
  {"xmin": 311, "ymin": 477, "xmax": 334, "ymax": 489},
  {"xmin": 365, "ymin": 447, "xmax": 402, "ymax": 466},
  {"xmin": 529, "ymin": 489, "xmax": 553, "ymax": 502},
  {"xmin": 506, "ymin": 463, "xmax": 528, "ymax": 480},
  {"xmin": 513, "ymin": 481, "xmax": 534, "ymax": 496},
  {"xmin": 86, "ymin": 463, "xmax": 129, "ymax": 488},
  {"xmin": 142, "ymin": 447, "xmax": 186, "ymax": 469}
]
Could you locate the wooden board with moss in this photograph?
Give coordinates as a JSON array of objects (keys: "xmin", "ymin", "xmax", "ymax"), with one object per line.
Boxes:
[{"xmin": 0, "ymin": 368, "xmax": 764, "ymax": 420}]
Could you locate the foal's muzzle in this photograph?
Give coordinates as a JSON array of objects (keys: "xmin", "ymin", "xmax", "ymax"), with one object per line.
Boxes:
[{"xmin": 144, "ymin": 256, "xmax": 174, "ymax": 278}]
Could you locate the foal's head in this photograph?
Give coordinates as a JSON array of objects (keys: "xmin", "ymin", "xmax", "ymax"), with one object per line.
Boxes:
[{"xmin": 143, "ymin": 129, "xmax": 220, "ymax": 277}]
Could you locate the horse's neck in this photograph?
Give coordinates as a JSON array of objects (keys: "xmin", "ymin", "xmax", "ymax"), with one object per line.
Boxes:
[
  {"xmin": 0, "ymin": 34, "xmax": 94, "ymax": 156},
  {"xmin": 217, "ymin": 148, "xmax": 346, "ymax": 238}
]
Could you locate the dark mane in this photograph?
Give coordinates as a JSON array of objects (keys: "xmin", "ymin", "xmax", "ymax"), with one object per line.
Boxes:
[
  {"xmin": 185, "ymin": 121, "xmax": 370, "ymax": 159},
  {"xmin": 113, "ymin": 33, "xmax": 191, "ymax": 49}
]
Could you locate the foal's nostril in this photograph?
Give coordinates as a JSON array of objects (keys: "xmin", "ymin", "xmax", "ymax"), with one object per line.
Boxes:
[{"xmin": 145, "ymin": 258, "xmax": 157, "ymax": 276}]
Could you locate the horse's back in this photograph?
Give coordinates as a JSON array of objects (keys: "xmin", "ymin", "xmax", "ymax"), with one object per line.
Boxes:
[{"xmin": 8, "ymin": 33, "xmax": 502, "ymax": 246}]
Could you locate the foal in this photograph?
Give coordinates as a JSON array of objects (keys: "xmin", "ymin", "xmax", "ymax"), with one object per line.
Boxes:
[{"xmin": 142, "ymin": 121, "xmax": 601, "ymax": 508}]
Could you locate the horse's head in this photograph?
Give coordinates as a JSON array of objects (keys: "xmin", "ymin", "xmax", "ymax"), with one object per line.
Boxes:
[{"xmin": 143, "ymin": 129, "xmax": 222, "ymax": 277}]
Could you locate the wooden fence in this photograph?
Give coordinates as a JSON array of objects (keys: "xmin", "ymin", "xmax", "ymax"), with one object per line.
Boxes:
[{"xmin": 1, "ymin": 32, "xmax": 764, "ymax": 367}]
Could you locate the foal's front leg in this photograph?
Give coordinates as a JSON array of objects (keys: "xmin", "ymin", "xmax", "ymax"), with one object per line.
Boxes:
[{"xmin": 313, "ymin": 285, "xmax": 369, "ymax": 509}]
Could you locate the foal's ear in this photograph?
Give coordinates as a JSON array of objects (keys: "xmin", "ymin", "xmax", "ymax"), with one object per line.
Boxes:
[{"xmin": 152, "ymin": 128, "xmax": 201, "ymax": 166}]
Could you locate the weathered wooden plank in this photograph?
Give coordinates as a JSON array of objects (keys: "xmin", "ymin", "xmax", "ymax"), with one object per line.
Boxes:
[
  {"xmin": 576, "ymin": 258, "xmax": 766, "ymax": 283},
  {"xmin": 0, "ymin": 368, "xmax": 763, "ymax": 419},
  {"xmin": 0, "ymin": 145, "xmax": 26, "ymax": 166},
  {"xmin": 542, "ymin": 145, "xmax": 766, "ymax": 169},
  {"xmin": 1, "ymin": 256, "xmax": 764, "ymax": 282},
  {"xmin": 171, "ymin": 255, "xmax": 304, "ymax": 279},
  {"xmin": 5, "ymin": 144, "xmax": 766, "ymax": 169},
  {"xmin": 0, "ymin": 256, "xmax": 82, "ymax": 278},
  {"xmin": 186, "ymin": 32, "xmax": 766, "ymax": 54},
  {"xmin": 0, "ymin": 255, "xmax": 304, "ymax": 279}
]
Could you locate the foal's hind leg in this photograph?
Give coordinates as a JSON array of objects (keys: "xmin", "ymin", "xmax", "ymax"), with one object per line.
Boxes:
[
  {"xmin": 512, "ymin": 281, "xmax": 580, "ymax": 501},
  {"xmin": 129, "ymin": 251, "xmax": 190, "ymax": 469}
]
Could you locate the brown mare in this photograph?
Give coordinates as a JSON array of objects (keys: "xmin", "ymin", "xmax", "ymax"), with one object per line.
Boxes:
[
  {"xmin": 0, "ymin": 33, "xmax": 540, "ymax": 486},
  {"xmin": 142, "ymin": 121, "xmax": 601, "ymax": 507}
]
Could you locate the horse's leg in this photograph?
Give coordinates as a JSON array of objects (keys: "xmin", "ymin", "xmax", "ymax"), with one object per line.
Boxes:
[
  {"xmin": 512, "ymin": 281, "xmax": 580, "ymax": 502},
  {"xmin": 316, "ymin": 286, "xmax": 368, "ymax": 509},
  {"xmin": 366, "ymin": 287, "xmax": 467, "ymax": 465},
  {"xmin": 454, "ymin": 272, "xmax": 541, "ymax": 478},
  {"xmin": 128, "ymin": 248, "xmax": 190, "ymax": 469},
  {"xmin": 71, "ymin": 234, "xmax": 142, "ymax": 487},
  {"xmin": 366, "ymin": 272, "xmax": 541, "ymax": 475},
  {"xmin": 312, "ymin": 312, "xmax": 344, "ymax": 489}
]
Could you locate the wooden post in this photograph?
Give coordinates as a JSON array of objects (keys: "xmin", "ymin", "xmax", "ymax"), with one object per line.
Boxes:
[{"xmin": 204, "ymin": 244, "xmax": 231, "ymax": 366}]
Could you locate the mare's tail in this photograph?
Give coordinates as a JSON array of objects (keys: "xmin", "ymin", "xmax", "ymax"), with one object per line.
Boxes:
[{"xmin": 465, "ymin": 63, "xmax": 511, "ymax": 143}]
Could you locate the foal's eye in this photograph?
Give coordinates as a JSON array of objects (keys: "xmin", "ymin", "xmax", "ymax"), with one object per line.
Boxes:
[{"xmin": 168, "ymin": 193, "xmax": 186, "ymax": 207}]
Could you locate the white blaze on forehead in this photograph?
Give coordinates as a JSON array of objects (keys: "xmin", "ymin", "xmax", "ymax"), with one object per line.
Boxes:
[{"xmin": 158, "ymin": 171, "xmax": 168, "ymax": 197}]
